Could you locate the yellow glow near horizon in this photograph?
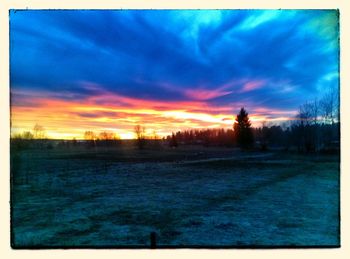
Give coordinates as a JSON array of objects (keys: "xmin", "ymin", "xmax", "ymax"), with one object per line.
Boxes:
[
  {"xmin": 119, "ymin": 132, "xmax": 136, "ymax": 140},
  {"xmin": 10, "ymin": 90, "xmax": 297, "ymax": 140}
]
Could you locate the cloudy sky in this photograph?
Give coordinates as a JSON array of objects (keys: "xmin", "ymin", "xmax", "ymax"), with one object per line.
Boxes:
[{"xmin": 10, "ymin": 10, "xmax": 339, "ymax": 139}]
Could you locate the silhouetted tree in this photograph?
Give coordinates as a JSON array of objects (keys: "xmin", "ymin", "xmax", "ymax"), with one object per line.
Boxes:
[
  {"xmin": 152, "ymin": 130, "xmax": 159, "ymax": 140},
  {"xmin": 233, "ymin": 108, "xmax": 254, "ymax": 149},
  {"xmin": 84, "ymin": 131, "xmax": 96, "ymax": 141},
  {"xmin": 320, "ymin": 87, "xmax": 338, "ymax": 125},
  {"xmin": 96, "ymin": 130, "xmax": 120, "ymax": 147},
  {"xmin": 165, "ymin": 128, "xmax": 235, "ymax": 147},
  {"xmin": 320, "ymin": 87, "xmax": 339, "ymax": 147},
  {"xmin": 84, "ymin": 130, "xmax": 96, "ymax": 148},
  {"xmin": 255, "ymin": 121, "xmax": 268, "ymax": 151},
  {"xmin": 33, "ymin": 123, "xmax": 46, "ymax": 139},
  {"xmin": 22, "ymin": 131, "xmax": 34, "ymax": 140},
  {"xmin": 11, "ymin": 131, "xmax": 34, "ymax": 150},
  {"xmin": 98, "ymin": 131, "xmax": 115, "ymax": 141},
  {"xmin": 169, "ymin": 132, "xmax": 178, "ymax": 147},
  {"xmin": 294, "ymin": 102, "xmax": 317, "ymax": 152},
  {"xmin": 32, "ymin": 123, "xmax": 47, "ymax": 148},
  {"xmin": 134, "ymin": 124, "xmax": 146, "ymax": 149}
]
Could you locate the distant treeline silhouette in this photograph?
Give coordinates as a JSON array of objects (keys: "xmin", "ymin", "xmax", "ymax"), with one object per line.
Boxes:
[
  {"xmin": 11, "ymin": 87, "xmax": 340, "ymax": 153},
  {"xmin": 166, "ymin": 128, "xmax": 235, "ymax": 147},
  {"xmin": 166, "ymin": 88, "xmax": 340, "ymax": 153},
  {"xmin": 165, "ymin": 108, "xmax": 254, "ymax": 149},
  {"xmin": 83, "ymin": 130, "xmax": 120, "ymax": 147},
  {"xmin": 166, "ymin": 121, "xmax": 339, "ymax": 153}
]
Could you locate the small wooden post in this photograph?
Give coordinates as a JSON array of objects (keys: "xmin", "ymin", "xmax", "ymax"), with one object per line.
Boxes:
[{"xmin": 150, "ymin": 232, "xmax": 156, "ymax": 249}]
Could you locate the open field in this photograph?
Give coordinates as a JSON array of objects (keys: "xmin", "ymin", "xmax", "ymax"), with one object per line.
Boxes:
[{"xmin": 11, "ymin": 142, "xmax": 340, "ymax": 247}]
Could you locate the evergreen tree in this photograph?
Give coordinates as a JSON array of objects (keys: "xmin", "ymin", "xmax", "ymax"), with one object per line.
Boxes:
[
  {"xmin": 169, "ymin": 132, "xmax": 178, "ymax": 147},
  {"xmin": 233, "ymin": 107, "xmax": 254, "ymax": 149}
]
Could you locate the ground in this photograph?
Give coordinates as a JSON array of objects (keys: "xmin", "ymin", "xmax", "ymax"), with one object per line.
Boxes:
[{"xmin": 10, "ymin": 143, "xmax": 340, "ymax": 247}]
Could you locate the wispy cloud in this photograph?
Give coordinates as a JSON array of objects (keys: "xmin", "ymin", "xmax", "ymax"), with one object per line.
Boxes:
[
  {"xmin": 10, "ymin": 10, "xmax": 339, "ymax": 138},
  {"xmin": 241, "ymin": 80, "xmax": 266, "ymax": 92},
  {"xmin": 184, "ymin": 86, "xmax": 233, "ymax": 101},
  {"xmin": 11, "ymin": 88, "xmax": 297, "ymax": 139}
]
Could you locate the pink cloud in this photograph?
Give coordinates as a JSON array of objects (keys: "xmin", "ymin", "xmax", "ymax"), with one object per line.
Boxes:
[
  {"xmin": 159, "ymin": 80, "xmax": 237, "ymax": 101},
  {"xmin": 241, "ymin": 80, "xmax": 266, "ymax": 92},
  {"xmin": 184, "ymin": 87, "xmax": 233, "ymax": 101}
]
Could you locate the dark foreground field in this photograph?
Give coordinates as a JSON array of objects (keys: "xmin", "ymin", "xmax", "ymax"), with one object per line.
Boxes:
[{"xmin": 11, "ymin": 142, "xmax": 340, "ymax": 247}]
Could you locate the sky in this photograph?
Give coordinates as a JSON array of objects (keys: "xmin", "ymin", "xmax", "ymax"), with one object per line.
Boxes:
[{"xmin": 10, "ymin": 10, "xmax": 339, "ymax": 139}]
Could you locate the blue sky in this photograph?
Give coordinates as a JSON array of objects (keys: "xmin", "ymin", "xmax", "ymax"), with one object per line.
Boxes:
[{"xmin": 9, "ymin": 10, "xmax": 340, "ymax": 138}]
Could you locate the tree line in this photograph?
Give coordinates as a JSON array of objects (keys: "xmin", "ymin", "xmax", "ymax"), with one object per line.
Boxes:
[
  {"xmin": 166, "ymin": 87, "xmax": 340, "ymax": 153},
  {"xmin": 167, "ymin": 110, "xmax": 339, "ymax": 153},
  {"xmin": 11, "ymin": 87, "xmax": 339, "ymax": 153},
  {"xmin": 83, "ymin": 130, "xmax": 120, "ymax": 147}
]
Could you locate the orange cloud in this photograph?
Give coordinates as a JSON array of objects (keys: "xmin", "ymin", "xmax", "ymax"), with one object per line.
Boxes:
[{"xmin": 11, "ymin": 89, "xmax": 296, "ymax": 139}]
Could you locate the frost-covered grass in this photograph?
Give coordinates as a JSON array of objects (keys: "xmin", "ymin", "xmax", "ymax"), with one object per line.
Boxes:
[{"xmin": 11, "ymin": 144, "xmax": 340, "ymax": 247}]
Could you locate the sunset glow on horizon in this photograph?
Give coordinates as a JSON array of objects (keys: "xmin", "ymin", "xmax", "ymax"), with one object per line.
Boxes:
[
  {"xmin": 10, "ymin": 10, "xmax": 339, "ymax": 139},
  {"xmin": 11, "ymin": 87, "xmax": 297, "ymax": 139}
]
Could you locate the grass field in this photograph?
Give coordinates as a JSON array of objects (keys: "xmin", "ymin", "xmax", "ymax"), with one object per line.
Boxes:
[{"xmin": 10, "ymin": 142, "xmax": 340, "ymax": 247}]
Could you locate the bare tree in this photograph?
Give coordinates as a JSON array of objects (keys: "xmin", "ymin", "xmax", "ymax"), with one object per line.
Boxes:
[
  {"xmin": 320, "ymin": 87, "xmax": 338, "ymax": 125},
  {"xmin": 319, "ymin": 87, "xmax": 340, "ymax": 146},
  {"xmin": 134, "ymin": 125, "xmax": 146, "ymax": 149},
  {"xmin": 22, "ymin": 131, "xmax": 34, "ymax": 140},
  {"xmin": 295, "ymin": 102, "xmax": 320, "ymax": 152},
  {"xmin": 84, "ymin": 131, "xmax": 96, "ymax": 141},
  {"xmin": 33, "ymin": 123, "xmax": 46, "ymax": 139},
  {"xmin": 99, "ymin": 131, "xmax": 116, "ymax": 141},
  {"xmin": 311, "ymin": 98, "xmax": 321, "ymax": 150},
  {"xmin": 98, "ymin": 131, "xmax": 119, "ymax": 146},
  {"xmin": 12, "ymin": 131, "xmax": 34, "ymax": 140},
  {"xmin": 298, "ymin": 102, "xmax": 313, "ymax": 126},
  {"xmin": 152, "ymin": 130, "xmax": 159, "ymax": 140},
  {"xmin": 310, "ymin": 98, "xmax": 319, "ymax": 125},
  {"xmin": 84, "ymin": 130, "xmax": 96, "ymax": 148},
  {"xmin": 11, "ymin": 131, "xmax": 34, "ymax": 150}
]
